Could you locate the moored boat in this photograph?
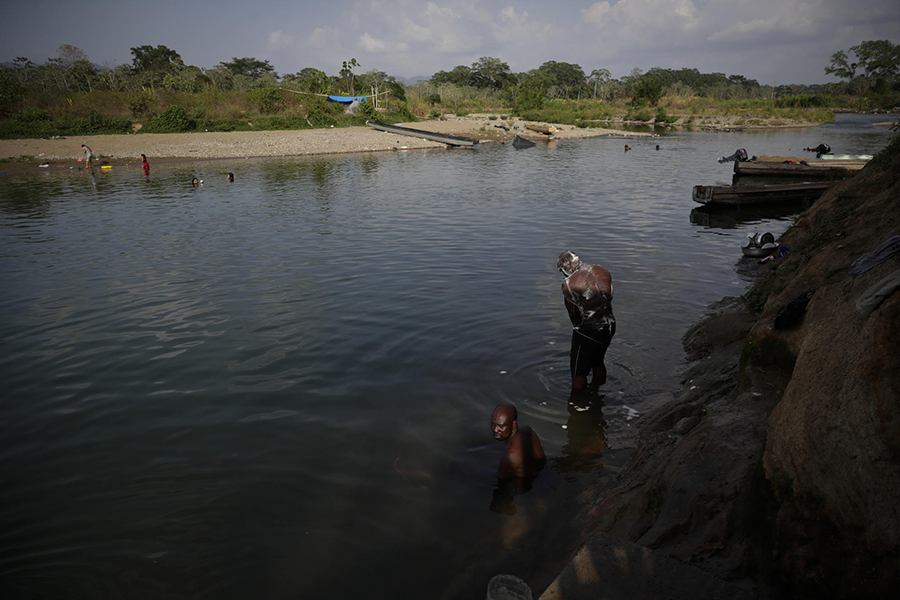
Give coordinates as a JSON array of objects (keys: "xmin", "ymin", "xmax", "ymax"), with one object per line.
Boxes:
[
  {"xmin": 366, "ymin": 120, "xmax": 478, "ymax": 147},
  {"xmin": 524, "ymin": 122, "xmax": 557, "ymax": 135},
  {"xmin": 733, "ymin": 160, "xmax": 865, "ymax": 178},
  {"xmin": 692, "ymin": 181, "xmax": 837, "ymax": 206}
]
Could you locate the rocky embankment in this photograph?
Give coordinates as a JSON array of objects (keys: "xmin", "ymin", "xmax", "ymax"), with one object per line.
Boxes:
[{"xmin": 542, "ymin": 135, "xmax": 900, "ymax": 599}]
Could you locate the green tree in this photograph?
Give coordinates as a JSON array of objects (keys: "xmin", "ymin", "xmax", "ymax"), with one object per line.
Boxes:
[
  {"xmin": 340, "ymin": 58, "xmax": 361, "ymax": 94},
  {"xmin": 534, "ymin": 61, "xmax": 585, "ymax": 98},
  {"xmin": 129, "ymin": 45, "xmax": 184, "ymax": 88},
  {"xmin": 826, "ymin": 40, "xmax": 900, "ymax": 94},
  {"xmin": 130, "ymin": 44, "xmax": 183, "ymax": 72},
  {"xmin": 0, "ymin": 68, "xmax": 27, "ymax": 116},
  {"xmin": 588, "ymin": 68, "xmax": 612, "ymax": 100},
  {"xmin": 283, "ymin": 68, "xmax": 331, "ymax": 94},
  {"xmin": 825, "ymin": 49, "xmax": 858, "ymax": 82},
  {"xmin": 470, "ymin": 56, "xmax": 514, "ymax": 90},
  {"xmin": 632, "ymin": 76, "xmax": 663, "ymax": 106},
  {"xmin": 431, "ymin": 65, "xmax": 473, "ymax": 86},
  {"xmin": 219, "ymin": 57, "xmax": 275, "ymax": 79}
]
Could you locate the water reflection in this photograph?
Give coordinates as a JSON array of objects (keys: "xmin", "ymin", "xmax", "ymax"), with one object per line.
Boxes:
[
  {"xmin": 689, "ymin": 202, "xmax": 808, "ymax": 229},
  {"xmin": 553, "ymin": 390, "xmax": 608, "ymax": 480}
]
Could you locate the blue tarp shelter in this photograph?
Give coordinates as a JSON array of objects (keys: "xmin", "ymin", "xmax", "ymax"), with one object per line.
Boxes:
[{"xmin": 327, "ymin": 95, "xmax": 368, "ymax": 104}]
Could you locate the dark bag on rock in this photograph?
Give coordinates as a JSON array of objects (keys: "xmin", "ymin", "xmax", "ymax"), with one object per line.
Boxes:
[{"xmin": 774, "ymin": 291, "xmax": 814, "ymax": 330}]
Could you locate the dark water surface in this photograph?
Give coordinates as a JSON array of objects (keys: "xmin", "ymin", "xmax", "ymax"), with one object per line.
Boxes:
[{"xmin": 0, "ymin": 114, "xmax": 892, "ymax": 598}]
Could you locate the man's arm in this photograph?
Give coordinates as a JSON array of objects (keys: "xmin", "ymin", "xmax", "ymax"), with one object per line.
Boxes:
[{"xmin": 562, "ymin": 280, "xmax": 583, "ymax": 326}]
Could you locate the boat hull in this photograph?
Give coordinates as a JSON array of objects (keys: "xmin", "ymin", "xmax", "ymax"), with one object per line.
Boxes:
[
  {"xmin": 692, "ymin": 181, "xmax": 836, "ymax": 206},
  {"xmin": 734, "ymin": 160, "xmax": 865, "ymax": 178},
  {"xmin": 366, "ymin": 120, "xmax": 478, "ymax": 147}
]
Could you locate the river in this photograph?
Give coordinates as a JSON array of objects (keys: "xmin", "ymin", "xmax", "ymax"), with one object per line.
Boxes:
[{"xmin": 0, "ymin": 113, "xmax": 892, "ymax": 599}]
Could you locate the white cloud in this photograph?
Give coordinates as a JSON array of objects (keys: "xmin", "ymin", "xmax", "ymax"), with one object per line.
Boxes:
[
  {"xmin": 359, "ymin": 33, "xmax": 387, "ymax": 53},
  {"xmin": 304, "ymin": 26, "xmax": 341, "ymax": 50},
  {"xmin": 582, "ymin": 2, "xmax": 611, "ymax": 27},
  {"xmin": 267, "ymin": 30, "xmax": 295, "ymax": 49}
]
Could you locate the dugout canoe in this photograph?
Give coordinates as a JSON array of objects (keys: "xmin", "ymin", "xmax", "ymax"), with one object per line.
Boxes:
[
  {"xmin": 524, "ymin": 122, "xmax": 558, "ymax": 135},
  {"xmin": 366, "ymin": 120, "xmax": 478, "ymax": 147},
  {"xmin": 733, "ymin": 159, "xmax": 866, "ymax": 178},
  {"xmin": 692, "ymin": 181, "xmax": 837, "ymax": 206}
]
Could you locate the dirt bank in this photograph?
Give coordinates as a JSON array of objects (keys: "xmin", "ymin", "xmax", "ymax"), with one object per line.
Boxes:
[
  {"xmin": 540, "ymin": 136, "xmax": 900, "ymax": 599},
  {"xmin": 0, "ymin": 115, "xmax": 643, "ymax": 175}
]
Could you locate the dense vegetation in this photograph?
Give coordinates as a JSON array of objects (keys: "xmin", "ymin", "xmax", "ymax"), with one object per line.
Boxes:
[{"xmin": 0, "ymin": 40, "xmax": 897, "ymax": 139}]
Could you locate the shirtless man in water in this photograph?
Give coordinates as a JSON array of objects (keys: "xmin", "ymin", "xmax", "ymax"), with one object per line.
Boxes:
[
  {"xmin": 558, "ymin": 250, "xmax": 616, "ymax": 390},
  {"xmin": 491, "ymin": 403, "xmax": 546, "ymax": 482}
]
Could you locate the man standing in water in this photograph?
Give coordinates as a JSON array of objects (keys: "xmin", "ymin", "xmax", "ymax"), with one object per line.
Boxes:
[
  {"xmin": 491, "ymin": 403, "xmax": 546, "ymax": 482},
  {"xmin": 558, "ymin": 250, "xmax": 616, "ymax": 390}
]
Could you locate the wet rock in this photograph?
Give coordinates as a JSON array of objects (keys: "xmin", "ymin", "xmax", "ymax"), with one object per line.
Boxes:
[{"xmin": 674, "ymin": 415, "xmax": 701, "ymax": 435}]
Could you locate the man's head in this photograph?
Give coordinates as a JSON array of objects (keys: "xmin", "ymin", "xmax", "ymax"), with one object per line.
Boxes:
[
  {"xmin": 491, "ymin": 403, "xmax": 518, "ymax": 442},
  {"xmin": 558, "ymin": 251, "xmax": 582, "ymax": 277}
]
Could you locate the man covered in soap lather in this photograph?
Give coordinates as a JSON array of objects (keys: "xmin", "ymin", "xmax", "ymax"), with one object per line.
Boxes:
[{"xmin": 558, "ymin": 250, "xmax": 616, "ymax": 390}]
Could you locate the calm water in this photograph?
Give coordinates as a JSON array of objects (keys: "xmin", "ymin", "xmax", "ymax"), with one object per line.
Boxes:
[{"xmin": 0, "ymin": 114, "xmax": 892, "ymax": 599}]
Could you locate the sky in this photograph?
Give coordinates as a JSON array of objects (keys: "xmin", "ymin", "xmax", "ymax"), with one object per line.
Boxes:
[{"xmin": 2, "ymin": 0, "xmax": 899, "ymax": 86}]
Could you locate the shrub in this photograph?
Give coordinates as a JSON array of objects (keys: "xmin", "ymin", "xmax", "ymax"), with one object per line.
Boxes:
[
  {"xmin": 250, "ymin": 88, "xmax": 283, "ymax": 114},
  {"xmin": 12, "ymin": 107, "xmax": 52, "ymax": 123},
  {"xmin": 514, "ymin": 86, "xmax": 546, "ymax": 114},
  {"xmin": 141, "ymin": 105, "xmax": 196, "ymax": 133},
  {"xmin": 655, "ymin": 106, "xmax": 678, "ymax": 124},
  {"xmin": 128, "ymin": 91, "xmax": 154, "ymax": 117},
  {"xmin": 69, "ymin": 110, "xmax": 131, "ymax": 135}
]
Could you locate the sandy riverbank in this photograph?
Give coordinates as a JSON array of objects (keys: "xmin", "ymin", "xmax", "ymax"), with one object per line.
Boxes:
[{"xmin": 0, "ymin": 115, "xmax": 648, "ymax": 175}]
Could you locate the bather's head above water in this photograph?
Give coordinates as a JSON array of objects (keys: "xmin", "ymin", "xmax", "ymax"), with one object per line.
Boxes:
[{"xmin": 557, "ymin": 251, "xmax": 582, "ymax": 277}]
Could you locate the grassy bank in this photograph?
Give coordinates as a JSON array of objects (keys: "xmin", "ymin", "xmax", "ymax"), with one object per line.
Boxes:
[{"xmin": 0, "ymin": 86, "xmax": 870, "ymax": 140}]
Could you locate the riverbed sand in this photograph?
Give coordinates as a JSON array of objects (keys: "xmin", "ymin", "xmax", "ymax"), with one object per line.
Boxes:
[{"xmin": 0, "ymin": 115, "xmax": 646, "ymax": 175}]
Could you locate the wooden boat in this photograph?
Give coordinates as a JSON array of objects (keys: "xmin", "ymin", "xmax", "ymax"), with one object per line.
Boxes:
[
  {"xmin": 733, "ymin": 159, "xmax": 866, "ymax": 178},
  {"xmin": 524, "ymin": 122, "xmax": 557, "ymax": 135},
  {"xmin": 512, "ymin": 135, "xmax": 536, "ymax": 149},
  {"xmin": 692, "ymin": 181, "xmax": 837, "ymax": 206},
  {"xmin": 366, "ymin": 120, "xmax": 478, "ymax": 147}
]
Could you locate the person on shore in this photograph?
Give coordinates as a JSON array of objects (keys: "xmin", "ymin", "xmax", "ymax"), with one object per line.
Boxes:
[
  {"xmin": 141, "ymin": 154, "xmax": 149, "ymax": 176},
  {"xmin": 227, "ymin": 172, "xmax": 234, "ymax": 182},
  {"xmin": 491, "ymin": 403, "xmax": 546, "ymax": 482},
  {"xmin": 558, "ymin": 251, "xmax": 616, "ymax": 390},
  {"xmin": 82, "ymin": 144, "xmax": 93, "ymax": 169}
]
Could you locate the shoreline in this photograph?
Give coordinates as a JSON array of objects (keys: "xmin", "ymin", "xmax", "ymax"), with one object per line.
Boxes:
[{"xmin": 0, "ymin": 112, "xmax": 820, "ymax": 176}]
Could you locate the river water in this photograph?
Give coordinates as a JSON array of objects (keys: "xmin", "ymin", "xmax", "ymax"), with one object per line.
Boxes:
[{"xmin": 0, "ymin": 114, "xmax": 892, "ymax": 599}]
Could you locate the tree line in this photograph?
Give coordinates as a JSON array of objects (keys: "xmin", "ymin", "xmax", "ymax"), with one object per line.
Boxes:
[{"xmin": 1, "ymin": 40, "xmax": 897, "ymax": 122}]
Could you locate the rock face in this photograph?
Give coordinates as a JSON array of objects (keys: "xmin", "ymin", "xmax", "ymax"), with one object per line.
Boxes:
[
  {"xmin": 758, "ymin": 141, "xmax": 900, "ymax": 596},
  {"xmin": 544, "ymin": 137, "xmax": 900, "ymax": 600}
]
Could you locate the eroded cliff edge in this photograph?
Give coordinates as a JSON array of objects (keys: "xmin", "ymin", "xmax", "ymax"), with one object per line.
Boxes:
[{"xmin": 542, "ymin": 133, "xmax": 900, "ymax": 599}]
